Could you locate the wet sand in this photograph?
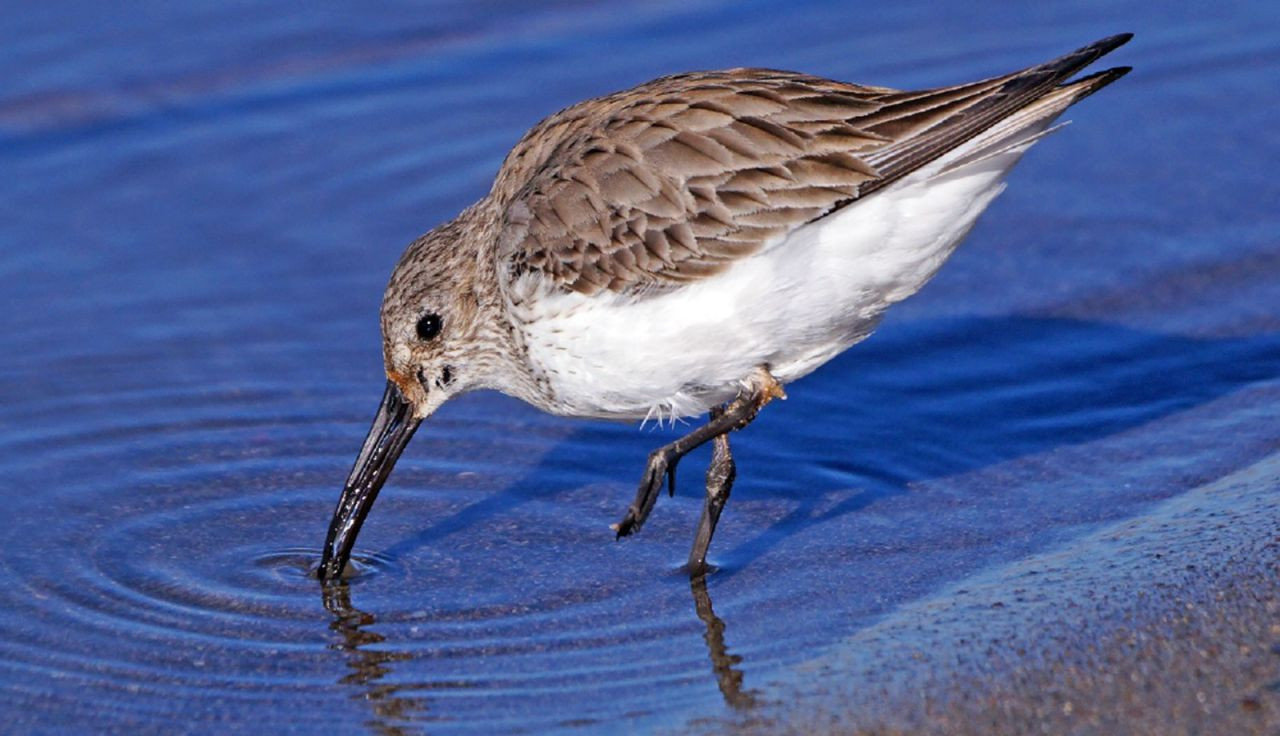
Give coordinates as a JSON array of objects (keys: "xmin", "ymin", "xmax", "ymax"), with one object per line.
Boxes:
[{"xmin": 688, "ymin": 451, "xmax": 1280, "ymax": 735}]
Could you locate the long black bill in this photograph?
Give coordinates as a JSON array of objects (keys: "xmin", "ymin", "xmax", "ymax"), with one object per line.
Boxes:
[{"xmin": 319, "ymin": 380, "xmax": 421, "ymax": 581}]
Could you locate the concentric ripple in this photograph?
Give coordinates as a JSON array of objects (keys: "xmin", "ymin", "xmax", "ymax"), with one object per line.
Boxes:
[{"xmin": 0, "ymin": 375, "xmax": 798, "ymax": 732}]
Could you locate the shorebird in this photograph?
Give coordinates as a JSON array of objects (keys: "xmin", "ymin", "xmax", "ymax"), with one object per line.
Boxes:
[{"xmin": 318, "ymin": 34, "xmax": 1132, "ymax": 581}]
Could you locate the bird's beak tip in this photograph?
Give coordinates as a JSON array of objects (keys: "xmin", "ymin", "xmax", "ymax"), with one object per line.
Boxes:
[{"xmin": 318, "ymin": 380, "xmax": 422, "ymax": 582}]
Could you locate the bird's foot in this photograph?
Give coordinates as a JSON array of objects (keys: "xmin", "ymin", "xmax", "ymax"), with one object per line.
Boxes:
[{"xmin": 613, "ymin": 447, "xmax": 679, "ymax": 538}]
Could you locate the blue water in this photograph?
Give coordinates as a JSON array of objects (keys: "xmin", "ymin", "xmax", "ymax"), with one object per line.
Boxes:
[{"xmin": 1, "ymin": 1, "xmax": 1277, "ymax": 733}]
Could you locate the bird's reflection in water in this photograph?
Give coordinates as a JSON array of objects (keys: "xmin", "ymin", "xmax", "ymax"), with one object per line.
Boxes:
[
  {"xmin": 690, "ymin": 573, "xmax": 759, "ymax": 709},
  {"xmin": 321, "ymin": 575, "xmax": 757, "ymax": 728},
  {"xmin": 323, "ymin": 583, "xmax": 429, "ymax": 736}
]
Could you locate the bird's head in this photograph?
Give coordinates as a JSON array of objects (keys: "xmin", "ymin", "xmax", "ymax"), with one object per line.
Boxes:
[
  {"xmin": 319, "ymin": 214, "xmax": 500, "ymax": 581},
  {"xmin": 380, "ymin": 219, "xmax": 493, "ymax": 417}
]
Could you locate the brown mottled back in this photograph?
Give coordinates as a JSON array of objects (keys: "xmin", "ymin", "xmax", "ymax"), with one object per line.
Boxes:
[
  {"xmin": 492, "ymin": 69, "xmax": 903, "ymax": 295},
  {"xmin": 488, "ymin": 35, "xmax": 1130, "ymax": 297}
]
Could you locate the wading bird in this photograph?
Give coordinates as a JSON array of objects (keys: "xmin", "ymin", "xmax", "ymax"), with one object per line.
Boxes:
[{"xmin": 319, "ymin": 34, "xmax": 1132, "ymax": 581}]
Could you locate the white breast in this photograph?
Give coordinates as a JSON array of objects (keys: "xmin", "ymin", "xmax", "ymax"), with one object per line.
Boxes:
[{"xmin": 516, "ymin": 119, "xmax": 1060, "ymax": 421}]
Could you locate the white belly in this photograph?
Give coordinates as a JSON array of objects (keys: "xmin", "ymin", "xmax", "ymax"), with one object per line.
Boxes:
[{"xmin": 518, "ymin": 123, "xmax": 1055, "ymax": 420}]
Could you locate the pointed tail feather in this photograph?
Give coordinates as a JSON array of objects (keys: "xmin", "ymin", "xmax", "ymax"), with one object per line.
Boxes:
[{"xmin": 859, "ymin": 34, "xmax": 1133, "ymax": 194}]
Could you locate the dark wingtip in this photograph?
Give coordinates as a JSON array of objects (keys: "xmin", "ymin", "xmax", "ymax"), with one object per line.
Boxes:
[
  {"xmin": 1075, "ymin": 33, "xmax": 1133, "ymax": 63},
  {"xmin": 1079, "ymin": 33, "xmax": 1134, "ymax": 67},
  {"xmin": 1033, "ymin": 32, "xmax": 1135, "ymax": 83},
  {"xmin": 1102, "ymin": 65, "xmax": 1133, "ymax": 82},
  {"xmin": 1060, "ymin": 65, "xmax": 1133, "ymax": 101},
  {"xmin": 1075, "ymin": 64, "xmax": 1133, "ymax": 84},
  {"xmin": 1097, "ymin": 32, "xmax": 1135, "ymax": 52}
]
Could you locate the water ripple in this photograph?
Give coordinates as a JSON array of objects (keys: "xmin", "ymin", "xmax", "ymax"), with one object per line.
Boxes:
[{"xmin": 0, "ymin": 375, "xmax": 777, "ymax": 731}]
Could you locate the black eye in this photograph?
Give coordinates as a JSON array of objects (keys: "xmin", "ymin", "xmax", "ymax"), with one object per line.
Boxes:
[{"xmin": 415, "ymin": 313, "xmax": 442, "ymax": 341}]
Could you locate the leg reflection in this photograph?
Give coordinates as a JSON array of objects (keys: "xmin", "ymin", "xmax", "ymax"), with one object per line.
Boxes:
[
  {"xmin": 690, "ymin": 574, "xmax": 759, "ymax": 709},
  {"xmin": 322, "ymin": 583, "xmax": 428, "ymax": 735}
]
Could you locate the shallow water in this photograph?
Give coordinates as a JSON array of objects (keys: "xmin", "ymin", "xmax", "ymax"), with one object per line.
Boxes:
[{"xmin": 1, "ymin": 1, "xmax": 1277, "ymax": 733}]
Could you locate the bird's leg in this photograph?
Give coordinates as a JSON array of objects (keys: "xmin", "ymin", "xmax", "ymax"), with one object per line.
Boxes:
[
  {"xmin": 613, "ymin": 366, "xmax": 784, "ymax": 540},
  {"xmin": 687, "ymin": 409, "xmax": 735, "ymax": 574}
]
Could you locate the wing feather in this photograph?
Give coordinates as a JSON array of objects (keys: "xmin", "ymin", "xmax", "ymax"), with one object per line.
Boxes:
[{"xmin": 495, "ymin": 34, "xmax": 1132, "ymax": 296}]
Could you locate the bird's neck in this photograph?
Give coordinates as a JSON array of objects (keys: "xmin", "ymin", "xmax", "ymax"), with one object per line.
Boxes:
[{"xmin": 446, "ymin": 201, "xmax": 551, "ymax": 409}]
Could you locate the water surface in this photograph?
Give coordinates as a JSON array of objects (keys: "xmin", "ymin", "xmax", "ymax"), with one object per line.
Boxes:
[{"xmin": 1, "ymin": 1, "xmax": 1277, "ymax": 733}]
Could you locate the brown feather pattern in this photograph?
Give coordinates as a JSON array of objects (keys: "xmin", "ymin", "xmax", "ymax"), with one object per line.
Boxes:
[{"xmin": 492, "ymin": 34, "xmax": 1132, "ymax": 296}]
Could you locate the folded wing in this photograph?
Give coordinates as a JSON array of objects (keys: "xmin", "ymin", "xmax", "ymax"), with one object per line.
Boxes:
[{"xmin": 495, "ymin": 34, "xmax": 1132, "ymax": 297}]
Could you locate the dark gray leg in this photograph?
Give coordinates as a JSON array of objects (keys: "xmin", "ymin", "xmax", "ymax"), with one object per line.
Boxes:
[
  {"xmin": 687, "ymin": 410, "xmax": 735, "ymax": 574},
  {"xmin": 614, "ymin": 367, "xmax": 784, "ymax": 554}
]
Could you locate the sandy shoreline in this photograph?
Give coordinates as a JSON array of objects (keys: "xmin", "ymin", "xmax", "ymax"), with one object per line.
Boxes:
[{"xmin": 685, "ymin": 451, "xmax": 1280, "ymax": 735}]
